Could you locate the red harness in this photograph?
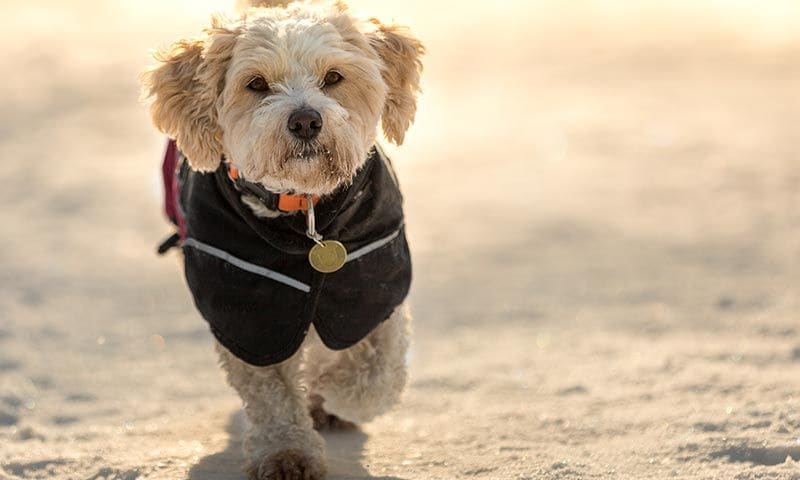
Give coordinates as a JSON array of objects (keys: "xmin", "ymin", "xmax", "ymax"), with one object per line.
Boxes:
[{"xmin": 162, "ymin": 140, "xmax": 185, "ymax": 240}]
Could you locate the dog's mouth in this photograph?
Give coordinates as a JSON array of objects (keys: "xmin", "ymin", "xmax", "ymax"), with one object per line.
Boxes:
[
  {"xmin": 239, "ymin": 134, "xmax": 363, "ymax": 195},
  {"xmin": 288, "ymin": 141, "xmax": 331, "ymax": 162},
  {"xmin": 253, "ymin": 141, "xmax": 352, "ymax": 195}
]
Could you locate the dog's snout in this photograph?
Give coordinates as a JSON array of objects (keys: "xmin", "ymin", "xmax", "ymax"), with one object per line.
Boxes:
[{"xmin": 287, "ymin": 109, "xmax": 322, "ymax": 141}]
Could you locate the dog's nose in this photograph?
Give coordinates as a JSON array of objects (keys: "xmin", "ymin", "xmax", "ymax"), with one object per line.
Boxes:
[{"xmin": 287, "ymin": 108, "xmax": 323, "ymax": 141}]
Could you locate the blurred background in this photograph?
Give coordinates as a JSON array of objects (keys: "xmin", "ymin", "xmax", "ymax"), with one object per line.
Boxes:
[{"xmin": 0, "ymin": 1, "xmax": 798, "ymax": 479}]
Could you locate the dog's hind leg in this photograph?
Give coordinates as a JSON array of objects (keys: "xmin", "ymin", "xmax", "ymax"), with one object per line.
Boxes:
[
  {"xmin": 216, "ymin": 342, "xmax": 327, "ymax": 480},
  {"xmin": 307, "ymin": 305, "xmax": 411, "ymax": 426}
]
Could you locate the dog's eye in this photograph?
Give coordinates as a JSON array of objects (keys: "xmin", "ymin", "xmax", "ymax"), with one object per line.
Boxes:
[
  {"xmin": 247, "ymin": 76, "xmax": 270, "ymax": 93},
  {"xmin": 323, "ymin": 71, "xmax": 343, "ymax": 87}
]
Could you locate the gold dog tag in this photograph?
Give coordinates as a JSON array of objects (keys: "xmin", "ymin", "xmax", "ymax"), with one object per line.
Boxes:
[{"xmin": 309, "ymin": 240, "xmax": 348, "ymax": 273}]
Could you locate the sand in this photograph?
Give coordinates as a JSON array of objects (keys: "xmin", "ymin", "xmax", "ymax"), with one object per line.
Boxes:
[{"xmin": 1, "ymin": 1, "xmax": 799, "ymax": 479}]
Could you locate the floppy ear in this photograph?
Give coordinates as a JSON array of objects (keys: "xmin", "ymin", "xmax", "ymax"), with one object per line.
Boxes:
[
  {"xmin": 140, "ymin": 17, "xmax": 240, "ymax": 171},
  {"xmin": 366, "ymin": 20, "xmax": 425, "ymax": 146}
]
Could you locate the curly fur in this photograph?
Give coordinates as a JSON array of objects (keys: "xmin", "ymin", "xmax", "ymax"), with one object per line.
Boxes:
[
  {"xmin": 141, "ymin": 17, "xmax": 240, "ymax": 171},
  {"xmin": 142, "ymin": 2, "xmax": 422, "ymax": 479},
  {"xmin": 306, "ymin": 306, "xmax": 411, "ymax": 424},
  {"xmin": 366, "ymin": 21, "xmax": 425, "ymax": 145},
  {"xmin": 217, "ymin": 306, "xmax": 410, "ymax": 479},
  {"xmin": 216, "ymin": 342, "xmax": 328, "ymax": 479},
  {"xmin": 142, "ymin": 0, "xmax": 424, "ymax": 195}
]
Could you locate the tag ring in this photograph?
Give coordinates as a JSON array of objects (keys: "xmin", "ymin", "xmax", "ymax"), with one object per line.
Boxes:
[{"xmin": 305, "ymin": 194, "xmax": 324, "ymax": 245}]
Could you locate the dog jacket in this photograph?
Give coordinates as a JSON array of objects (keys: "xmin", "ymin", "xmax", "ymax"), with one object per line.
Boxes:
[{"xmin": 160, "ymin": 141, "xmax": 412, "ymax": 366}]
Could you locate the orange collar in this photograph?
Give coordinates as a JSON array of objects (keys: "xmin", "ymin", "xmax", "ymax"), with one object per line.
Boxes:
[{"xmin": 227, "ymin": 164, "xmax": 319, "ymax": 213}]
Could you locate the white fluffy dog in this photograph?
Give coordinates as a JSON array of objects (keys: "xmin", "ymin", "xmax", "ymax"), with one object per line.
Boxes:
[{"xmin": 141, "ymin": 1, "xmax": 423, "ymax": 479}]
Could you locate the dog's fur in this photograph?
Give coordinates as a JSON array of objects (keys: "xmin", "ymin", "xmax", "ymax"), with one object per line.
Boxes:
[{"xmin": 141, "ymin": 1, "xmax": 423, "ymax": 478}]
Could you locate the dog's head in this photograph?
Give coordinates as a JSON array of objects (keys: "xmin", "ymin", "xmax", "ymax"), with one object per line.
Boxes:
[{"xmin": 141, "ymin": 1, "xmax": 424, "ymax": 195}]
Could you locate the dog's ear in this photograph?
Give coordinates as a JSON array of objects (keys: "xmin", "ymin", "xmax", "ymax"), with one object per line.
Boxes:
[
  {"xmin": 366, "ymin": 20, "xmax": 425, "ymax": 146},
  {"xmin": 141, "ymin": 16, "xmax": 240, "ymax": 171}
]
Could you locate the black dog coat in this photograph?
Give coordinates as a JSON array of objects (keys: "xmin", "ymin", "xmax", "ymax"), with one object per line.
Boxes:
[{"xmin": 162, "ymin": 142, "xmax": 412, "ymax": 366}]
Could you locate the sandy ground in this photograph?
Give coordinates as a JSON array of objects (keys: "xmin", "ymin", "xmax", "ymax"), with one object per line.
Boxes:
[{"xmin": 1, "ymin": 1, "xmax": 799, "ymax": 479}]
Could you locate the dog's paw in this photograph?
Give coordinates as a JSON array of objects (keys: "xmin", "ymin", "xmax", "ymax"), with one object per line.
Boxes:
[
  {"xmin": 310, "ymin": 405, "xmax": 358, "ymax": 431},
  {"xmin": 308, "ymin": 394, "xmax": 358, "ymax": 431},
  {"xmin": 245, "ymin": 449, "xmax": 326, "ymax": 480}
]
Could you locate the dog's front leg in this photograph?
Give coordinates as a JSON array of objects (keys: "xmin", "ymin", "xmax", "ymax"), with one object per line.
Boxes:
[
  {"xmin": 309, "ymin": 305, "xmax": 411, "ymax": 426},
  {"xmin": 216, "ymin": 343, "xmax": 327, "ymax": 480}
]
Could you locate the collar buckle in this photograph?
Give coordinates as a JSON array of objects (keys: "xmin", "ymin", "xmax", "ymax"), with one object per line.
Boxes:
[{"xmin": 227, "ymin": 164, "xmax": 319, "ymax": 213}]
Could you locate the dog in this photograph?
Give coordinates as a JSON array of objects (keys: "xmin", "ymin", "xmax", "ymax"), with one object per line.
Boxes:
[{"xmin": 140, "ymin": 1, "xmax": 423, "ymax": 479}]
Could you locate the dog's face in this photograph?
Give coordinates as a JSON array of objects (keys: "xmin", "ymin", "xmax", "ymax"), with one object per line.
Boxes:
[{"xmin": 142, "ymin": 1, "xmax": 424, "ymax": 195}]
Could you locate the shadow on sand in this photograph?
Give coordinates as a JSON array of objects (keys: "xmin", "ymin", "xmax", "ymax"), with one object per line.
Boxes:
[{"xmin": 188, "ymin": 410, "xmax": 405, "ymax": 480}]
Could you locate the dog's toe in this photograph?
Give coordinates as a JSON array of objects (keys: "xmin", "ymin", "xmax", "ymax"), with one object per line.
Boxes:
[
  {"xmin": 311, "ymin": 410, "xmax": 358, "ymax": 431},
  {"xmin": 309, "ymin": 396, "xmax": 358, "ymax": 431},
  {"xmin": 246, "ymin": 449, "xmax": 326, "ymax": 480}
]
